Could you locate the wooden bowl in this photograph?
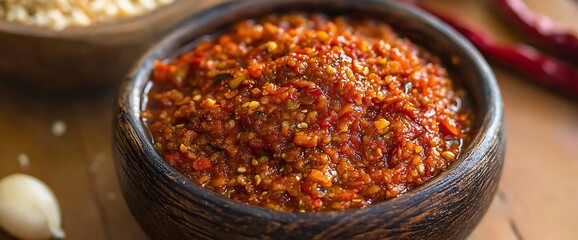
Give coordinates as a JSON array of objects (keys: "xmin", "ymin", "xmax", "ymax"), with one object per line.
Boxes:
[
  {"xmin": 0, "ymin": 0, "xmax": 215, "ymax": 91},
  {"xmin": 114, "ymin": 0, "xmax": 505, "ymax": 239}
]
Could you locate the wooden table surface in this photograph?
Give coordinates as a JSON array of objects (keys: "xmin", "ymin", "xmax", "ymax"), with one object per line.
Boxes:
[{"xmin": 1, "ymin": 0, "xmax": 577, "ymax": 239}]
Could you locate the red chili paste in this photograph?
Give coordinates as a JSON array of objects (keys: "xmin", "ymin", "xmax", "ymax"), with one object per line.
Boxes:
[{"xmin": 143, "ymin": 13, "xmax": 472, "ymax": 211}]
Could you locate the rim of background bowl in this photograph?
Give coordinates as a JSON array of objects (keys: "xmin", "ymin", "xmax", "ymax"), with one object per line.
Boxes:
[
  {"xmin": 0, "ymin": 0, "xmax": 198, "ymax": 39},
  {"xmin": 122, "ymin": 0, "xmax": 503, "ymax": 222}
]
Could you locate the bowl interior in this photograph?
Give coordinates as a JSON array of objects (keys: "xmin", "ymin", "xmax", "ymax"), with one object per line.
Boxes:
[{"xmin": 122, "ymin": 0, "xmax": 502, "ymax": 219}]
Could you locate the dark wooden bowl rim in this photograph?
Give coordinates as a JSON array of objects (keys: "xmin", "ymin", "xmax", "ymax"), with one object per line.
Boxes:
[{"xmin": 121, "ymin": 0, "xmax": 503, "ymax": 222}]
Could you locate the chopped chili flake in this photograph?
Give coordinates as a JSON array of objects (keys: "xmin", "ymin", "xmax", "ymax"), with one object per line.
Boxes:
[
  {"xmin": 293, "ymin": 132, "xmax": 319, "ymax": 147},
  {"xmin": 192, "ymin": 157, "xmax": 212, "ymax": 171},
  {"xmin": 373, "ymin": 118, "xmax": 391, "ymax": 130}
]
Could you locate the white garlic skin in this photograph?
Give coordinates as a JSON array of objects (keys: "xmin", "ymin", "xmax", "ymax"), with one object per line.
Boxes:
[{"xmin": 0, "ymin": 174, "xmax": 65, "ymax": 240}]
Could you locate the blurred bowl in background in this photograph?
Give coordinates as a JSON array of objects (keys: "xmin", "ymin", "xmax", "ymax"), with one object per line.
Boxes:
[{"xmin": 0, "ymin": 0, "xmax": 217, "ymax": 91}]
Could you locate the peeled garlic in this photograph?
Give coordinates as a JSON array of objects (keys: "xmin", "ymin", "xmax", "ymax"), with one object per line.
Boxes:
[{"xmin": 0, "ymin": 174, "xmax": 65, "ymax": 240}]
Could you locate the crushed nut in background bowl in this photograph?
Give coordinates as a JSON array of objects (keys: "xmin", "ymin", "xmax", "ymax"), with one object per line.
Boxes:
[{"xmin": 0, "ymin": 0, "xmax": 177, "ymax": 30}]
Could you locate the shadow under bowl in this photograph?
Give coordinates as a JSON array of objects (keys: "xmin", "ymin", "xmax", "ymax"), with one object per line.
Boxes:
[{"xmin": 114, "ymin": 0, "xmax": 505, "ymax": 239}]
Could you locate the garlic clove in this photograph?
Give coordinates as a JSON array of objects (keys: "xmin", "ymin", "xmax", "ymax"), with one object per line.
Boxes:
[{"xmin": 0, "ymin": 174, "xmax": 65, "ymax": 240}]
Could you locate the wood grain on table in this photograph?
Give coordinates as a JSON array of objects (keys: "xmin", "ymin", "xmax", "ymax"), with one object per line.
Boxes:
[{"xmin": 0, "ymin": 0, "xmax": 577, "ymax": 239}]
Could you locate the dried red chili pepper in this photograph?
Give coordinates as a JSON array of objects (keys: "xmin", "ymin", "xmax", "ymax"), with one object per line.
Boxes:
[
  {"xmin": 495, "ymin": 0, "xmax": 578, "ymax": 64},
  {"xmin": 426, "ymin": 7, "xmax": 578, "ymax": 97},
  {"xmin": 401, "ymin": 0, "xmax": 578, "ymax": 98}
]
